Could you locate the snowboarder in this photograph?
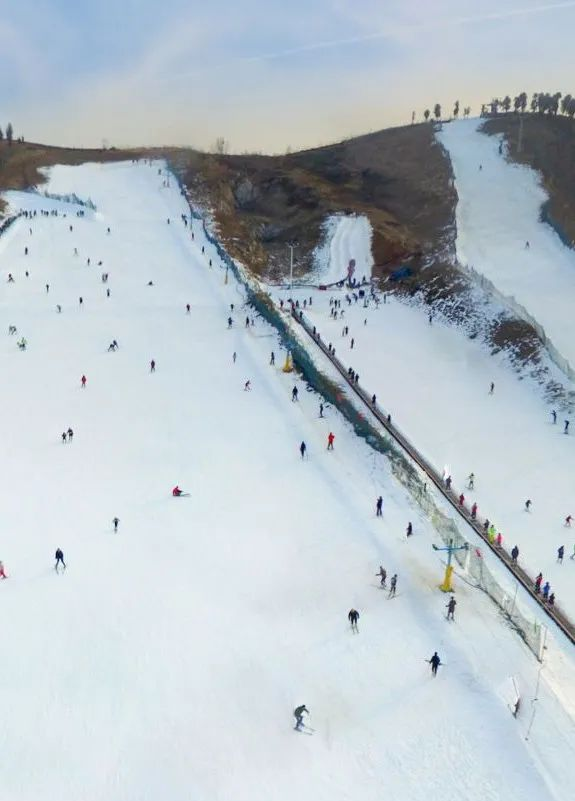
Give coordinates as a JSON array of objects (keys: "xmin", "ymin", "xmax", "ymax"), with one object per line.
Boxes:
[
  {"xmin": 300, "ymin": 441, "xmax": 307, "ymax": 459},
  {"xmin": 292, "ymin": 387, "xmax": 298, "ymax": 402},
  {"xmin": 564, "ymin": 420, "xmax": 570, "ymax": 434},
  {"xmin": 558, "ymin": 545, "xmax": 564, "ymax": 564},
  {"xmin": 534, "ymin": 572, "xmax": 543, "ymax": 593},
  {"xmin": 172, "ymin": 486, "xmax": 184, "ymax": 497},
  {"xmin": 348, "ymin": 608, "xmax": 360, "ymax": 632},
  {"xmin": 376, "ymin": 566, "xmax": 387, "ymax": 587},
  {"xmin": 376, "ymin": 496, "xmax": 383, "ymax": 517},
  {"xmin": 113, "ymin": 517, "xmax": 120, "ymax": 533},
  {"xmin": 327, "ymin": 432, "xmax": 335, "ymax": 450},
  {"xmin": 0, "ymin": 561, "xmax": 7, "ymax": 579},
  {"xmin": 489, "ymin": 382, "xmax": 494, "ymax": 395},
  {"xmin": 150, "ymin": 360, "xmax": 156, "ymax": 372},
  {"xmin": 55, "ymin": 548, "xmax": 66, "ymax": 572},
  {"xmin": 525, "ymin": 499, "xmax": 532, "ymax": 512},
  {"xmin": 81, "ymin": 375, "xmax": 87, "ymax": 388},
  {"xmin": 429, "ymin": 652, "xmax": 441, "ymax": 676},
  {"xmin": 388, "ymin": 574, "xmax": 397, "ymax": 598},
  {"xmin": 270, "ymin": 352, "xmax": 275, "ymax": 366},
  {"xmin": 552, "ymin": 410, "xmax": 557, "ymax": 424},
  {"xmin": 446, "ymin": 597, "xmax": 456, "ymax": 621},
  {"xmin": 293, "ymin": 705, "xmax": 309, "ymax": 731},
  {"xmin": 467, "ymin": 473, "xmax": 475, "ymax": 490},
  {"xmin": 406, "ymin": 522, "xmax": 413, "ymax": 537},
  {"xmin": 471, "ymin": 502, "xmax": 478, "ymax": 520}
]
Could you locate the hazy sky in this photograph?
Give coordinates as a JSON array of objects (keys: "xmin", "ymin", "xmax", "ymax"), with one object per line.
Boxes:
[{"xmin": 1, "ymin": 0, "xmax": 574, "ymax": 152}]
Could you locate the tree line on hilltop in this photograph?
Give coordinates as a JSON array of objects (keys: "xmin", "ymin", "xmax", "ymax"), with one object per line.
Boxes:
[{"xmin": 418, "ymin": 92, "xmax": 575, "ymax": 123}]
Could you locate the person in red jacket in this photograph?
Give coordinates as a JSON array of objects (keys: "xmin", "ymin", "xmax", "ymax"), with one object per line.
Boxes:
[
  {"xmin": 458, "ymin": 493, "xmax": 465, "ymax": 507},
  {"xmin": 471, "ymin": 502, "xmax": 478, "ymax": 520},
  {"xmin": 81, "ymin": 374, "xmax": 87, "ymax": 387},
  {"xmin": 172, "ymin": 486, "xmax": 182, "ymax": 497},
  {"xmin": 0, "ymin": 561, "xmax": 7, "ymax": 579},
  {"xmin": 327, "ymin": 432, "xmax": 335, "ymax": 450}
]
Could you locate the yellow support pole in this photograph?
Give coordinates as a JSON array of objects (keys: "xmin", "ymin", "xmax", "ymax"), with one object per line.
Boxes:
[
  {"xmin": 440, "ymin": 564, "xmax": 454, "ymax": 593},
  {"xmin": 282, "ymin": 351, "xmax": 293, "ymax": 373}
]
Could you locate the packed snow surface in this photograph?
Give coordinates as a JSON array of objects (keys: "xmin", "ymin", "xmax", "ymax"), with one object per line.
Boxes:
[
  {"xmin": 312, "ymin": 214, "xmax": 373, "ymax": 285},
  {"xmin": 437, "ymin": 118, "xmax": 575, "ymax": 376},
  {"xmin": 0, "ymin": 161, "xmax": 573, "ymax": 801}
]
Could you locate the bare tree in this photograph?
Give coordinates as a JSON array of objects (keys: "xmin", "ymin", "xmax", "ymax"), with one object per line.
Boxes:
[
  {"xmin": 502, "ymin": 95, "xmax": 511, "ymax": 112},
  {"xmin": 212, "ymin": 137, "xmax": 228, "ymax": 155},
  {"xmin": 453, "ymin": 100, "xmax": 460, "ymax": 118},
  {"xmin": 433, "ymin": 103, "xmax": 441, "ymax": 120},
  {"xmin": 463, "ymin": 106, "xmax": 471, "ymax": 118},
  {"xmin": 424, "ymin": 108, "xmax": 430, "ymax": 121},
  {"xmin": 6, "ymin": 122, "xmax": 13, "ymax": 145}
]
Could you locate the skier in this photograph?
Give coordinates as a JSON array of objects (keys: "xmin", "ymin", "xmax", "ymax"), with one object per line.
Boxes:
[
  {"xmin": 244, "ymin": 380, "xmax": 251, "ymax": 391},
  {"xmin": 525, "ymin": 499, "xmax": 532, "ymax": 512},
  {"xmin": 172, "ymin": 486, "xmax": 184, "ymax": 497},
  {"xmin": 292, "ymin": 387, "xmax": 298, "ymax": 402},
  {"xmin": 61, "ymin": 431, "xmax": 67, "ymax": 443},
  {"xmin": 542, "ymin": 581, "xmax": 550, "ymax": 601},
  {"xmin": 564, "ymin": 420, "xmax": 570, "ymax": 435},
  {"xmin": 79, "ymin": 297, "xmax": 83, "ymax": 307},
  {"xmin": 67, "ymin": 428, "xmax": 74, "ymax": 442},
  {"xmin": 293, "ymin": 705, "xmax": 309, "ymax": 731},
  {"xmin": 0, "ymin": 561, "xmax": 7, "ymax": 579},
  {"xmin": 428, "ymin": 652, "xmax": 441, "ymax": 676},
  {"xmin": 300, "ymin": 441, "xmax": 307, "ymax": 459},
  {"xmin": 388, "ymin": 574, "xmax": 397, "ymax": 598},
  {"xmin": 489, "ymin": 382, "xmax": 494, "ymax": 395},
  {"xmin": 186, "ymin": 304, "xmax": 191, "ymax": 314},
  {"xmin": 446, "ymin": 597, "xmax": 456, "ymax": 621},
  {"xmin": 376, "ymin": 496, "xmax": 383, "ymax": 517},
  {"xmin": 406, "ymin": 522, "xmax": 413, "ymax": 537},
  {"xmin": 558, "ymin": 545, "xmax": 564, "ymax": 564},
  {"xmin": 81, "ymin": 375, "xmax": 87, "ymax": 388},
  {"xmin": 565, "ymin": 515, "xmax": 572, "ymax": 527},
  {"xmin": 319, "ymin": 403, "xmax": 324, "ymax": 418},
  {"xmin": 270, "ymin": 352, "xmax": 275, "ymax": 366},
  {"xmin": 327, "ymin": 432, "xmax": 335, "ymax": 450},
  {"xmin": 534, "ymin": 572, "xmax": 543, "ymax": 593},
  {"xmin": 552, "ymin": 410, "xmax": 557, "ymax": 424},
  {"xmin": 376, "ymin": 566, "xmax": 387, "ymax": 587},
  {"xmin": 467, "ymin": 472, "xmax": 475, "ymax": 490},
  {"xmin": 232, "ymin": 352, "xmax": 237, "ymax": 363},
  {"xmin": 113, "ymin": 517, "xmax": 120, "ymax": 533},
  {"xmin": 150, "ymin": 359, "xmax": 156, "ymax": 372},
  {"xmin": 471, "ymin": 502, "xmax": 478, "ymax": 520},
  {"xmin": 227, "ymin": 317, "xmax": 233, "ymax": 328},
  {"xmin": 348, "ymin": 608, "xmax": 360, "ymax": 632},
  {"xmin": 46, "ymin": 284, "xmax": 49, "ymax": 293},
  {"xmin": 55, "ymin": 548, "xmax": 66, "ymax": 572}
]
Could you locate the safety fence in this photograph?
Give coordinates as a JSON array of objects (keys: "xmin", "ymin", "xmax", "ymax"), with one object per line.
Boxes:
[
  {"xmin": 292, "ymin": 307, "xmax": 574, "ymax": 655},
  {"xmin": 174, "ymin": 173, "xmax": 567, "ymax": 659}
]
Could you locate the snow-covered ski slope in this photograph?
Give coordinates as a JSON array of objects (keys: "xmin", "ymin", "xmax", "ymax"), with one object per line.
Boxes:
[
  {"xmin": 438, "ymin": 118, "xmax": 575, "ymax": 378},
  {"xmin": 1, "ymin": 162, "xmax": 573, "ymax": 801},
  {"xmin": 311, "ymin": 215, "xmax": 373, "ymax": 285}
]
